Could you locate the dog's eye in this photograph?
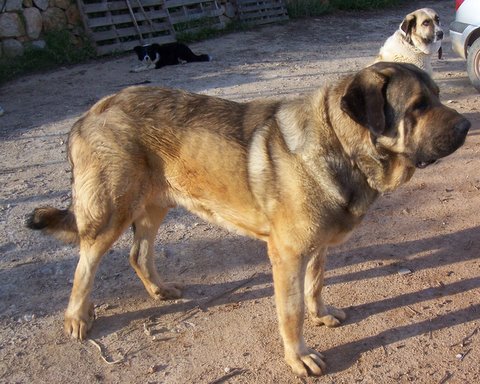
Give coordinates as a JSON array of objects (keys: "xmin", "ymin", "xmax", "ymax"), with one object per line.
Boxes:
[
  {"xmin": 422, "ymin": 20, "xmax": 430, "ymax": 26},
  {"xmin": 413, "ymin": 99, "xmax": 429, "ymax": 112}
]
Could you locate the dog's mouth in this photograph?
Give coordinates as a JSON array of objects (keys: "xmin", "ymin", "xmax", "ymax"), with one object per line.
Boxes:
[{"xmin": 416, "ymin": 159, "xmax": 437, "ymax": 169}]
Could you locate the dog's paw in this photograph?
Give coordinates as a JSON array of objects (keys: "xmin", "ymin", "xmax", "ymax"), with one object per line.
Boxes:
[
  {"xmin": 64, "ymin": 303, "xmax": 94, "ymax": 340},
  {"xmin": 130, "ymin": 65, "xmax": 150, "ymax": 73},
  {"xmin": 150, "ymin": 281, "xmax": 184, "ymax": 300},
  {"xmin": 285, "ymin": 348, "xmax": 326, "ymax": 377},
  {"xmin": 311, "ymin": 305, "xmax": 346, "ymax": 327}
]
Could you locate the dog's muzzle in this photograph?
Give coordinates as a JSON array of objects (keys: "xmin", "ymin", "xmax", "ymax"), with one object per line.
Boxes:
[{"xmin": 415, "ymin": 118, "xmax": 471, "ymax": 169}]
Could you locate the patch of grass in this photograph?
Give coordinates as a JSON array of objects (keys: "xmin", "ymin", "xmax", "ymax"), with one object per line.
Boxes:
[
  {"xmin": 286, "ymin": 0, "xmax": 400, "ymax": 18},
  {"xmin": 0, "ymin": 30, "xmax": 95, "ymax": 85},
  {"xmin": 330, "ymin": 0, "xmax": 400, "ymax": 10},
  {"xmin": 287, "ymin": 0, "xmax": 331, "ymax": 18},
  {"xmin": 176, "ymin": 19, "xmax": 249, "ymax": 44}
]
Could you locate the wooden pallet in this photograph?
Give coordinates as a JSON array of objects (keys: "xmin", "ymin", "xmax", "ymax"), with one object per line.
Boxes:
[
  {"xmin": 77, "ymin": 0, "xmax": 176, "ymax": 55},
  {"xmin": 237, "ymin": 0, "xmax": 288, "ymax": 25},
  {"xmin": 76, "ymin": 0, "xmax": 224, "ymax": 55},
  {"xmin": 165, "ymin": 0, "xmax": 224, "ymax": 33}
]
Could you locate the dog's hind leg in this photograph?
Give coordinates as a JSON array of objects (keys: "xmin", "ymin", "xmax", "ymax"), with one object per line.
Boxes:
[
  {"xmin": 304, "ymin": 247, "xmax": 346, "ymax": 327},
  {"xmin": 129, "ymin": 205, "xmax": 183, "ymax": 300},
  {"xmin": 178, "ymin": 45, "xmax": 210, "ymax": 63},
  {"xmin": 64, "ymin": 223, "xmax": 127, "ymax": 340}
]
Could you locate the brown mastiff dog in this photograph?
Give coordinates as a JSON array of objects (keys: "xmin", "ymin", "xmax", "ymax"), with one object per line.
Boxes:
[{"xmin": 27, "ymin": 62, "xmax": 470, "ymax": 376}]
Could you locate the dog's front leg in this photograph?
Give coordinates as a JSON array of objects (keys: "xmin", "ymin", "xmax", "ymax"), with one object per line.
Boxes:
[
  {"xmin": 304, "ymin": 247, "xmax": 346, "ymax": 327},
  {"xmin": 268, "ymin": 238, "xmax": 326, "ymax": 377}
]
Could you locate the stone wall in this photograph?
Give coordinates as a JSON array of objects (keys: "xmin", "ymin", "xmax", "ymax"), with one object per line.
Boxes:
[{"xmin": 0, "ymin": 0, "xmax": 81, "ymax": 58}]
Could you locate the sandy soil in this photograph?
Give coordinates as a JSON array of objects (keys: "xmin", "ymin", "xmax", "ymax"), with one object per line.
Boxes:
[{"xmin": 1, "ymin": 0, "xmax": 479, "ymax": 383}]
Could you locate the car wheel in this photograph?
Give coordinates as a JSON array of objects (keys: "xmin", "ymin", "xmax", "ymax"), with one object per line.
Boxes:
[{"xmin": 467, "ymin": 38, "xmax": 480, "ymax": 92}]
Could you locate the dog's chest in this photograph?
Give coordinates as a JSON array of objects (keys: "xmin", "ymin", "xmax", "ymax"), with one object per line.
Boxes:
[{"xmin": 302, "ymin": 160, "xmax": 377, "ymax": 243}]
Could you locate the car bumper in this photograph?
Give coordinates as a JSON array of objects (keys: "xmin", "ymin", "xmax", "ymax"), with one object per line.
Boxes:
[{"xmin": 450, "ymin": 21, "xmax": 479, "ymax": 60}]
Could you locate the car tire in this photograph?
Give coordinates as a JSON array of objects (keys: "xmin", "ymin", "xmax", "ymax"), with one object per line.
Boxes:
[{"xmin": 467, "ymin": 38, "xmax": 480, "ymax": 92}]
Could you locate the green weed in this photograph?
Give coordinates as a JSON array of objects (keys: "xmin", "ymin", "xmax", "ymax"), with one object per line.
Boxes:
[{"xmin": 0, "ymin": 30, "xmax": 95, "ymax": 84}]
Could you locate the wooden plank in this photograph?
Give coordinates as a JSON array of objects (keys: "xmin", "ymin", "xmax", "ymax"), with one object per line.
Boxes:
[
  {"xmin": 82, "ymin": 0, "xmax": 165, "ymax": 13},
  {"xmin": 236, "ymin": 0, "xmax": 284, "ymax": 4},
  {"xmin": 164, "ymin": 0, "xmax": 218, "ymax": 8},
  {"xmin": 96, "ymin": 34, "xmax": 175, "ymax": 55},
  {"xmin": 239, "ymin": 7, "xmax": 288, "ymax": 16},
  {"xmin": 237, "ymin": 0, "xmax": 289, "ymax": 25},
  {"xmin": 238, "ymin": 4, "xmax": 286, "ymax": 13},
  {"xmin": 237, "ymin": 0, "xmax": 287, "ymax": 9},
  {"xmin": 87, "ymin": 10, "xmax": 171, "ymax": 28},
  {"xmin": 169, "ymin": 8, "xmax": 223, "ymax": 24},
  {"xmin": 240, "ymin": 15, "xmax": 289, "ymax": 24},
  {"xmin": 239, "ymin": 9, "xmax": 288, "ymax": 18},
  {"xmin": 92, "ymin": 22, "xmax": 172, "ymax": 41},
  {"xmin": 175, "ymin": 22, "xmax": 224, "ymax": 35}
]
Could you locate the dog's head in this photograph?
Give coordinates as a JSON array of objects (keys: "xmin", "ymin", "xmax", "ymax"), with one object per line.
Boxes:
[
  {"xmin": 400, "ymin": 8, "xmax": 443, "ymax": 56},
  {"xmin": 341, "ymin": 62, "xmax": 470, "ymax": 170},
  {"xmin": 133, "ymin": 44, "xmax": 160, "ymax": 64}
]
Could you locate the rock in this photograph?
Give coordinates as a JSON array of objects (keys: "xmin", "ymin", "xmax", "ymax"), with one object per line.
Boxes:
[
  {"xmin": 42, "ymin": 7, "xmax": 67, "ymax": 32},
  {"xmin": 224, "ymin": 2, "xmax": 236, "ymax": 18},
  {"xmin": 2, "ymin": 38, "xmax": 25, "ymax": 57},
  {"xmin": 23, "ymin": 0, "xmax": 33, "ymax": 7},
  {"xmin": 54, "ymin": 0, "xmax": 70, "ymax": 10},
  {"xmin": 30, "ymin": 39, "xmax": 46, "ymax": 50},
  {"xmin": 397, "ymin": 267, "xmax": 412, "ymax": 276},
  {"xmin": 22, "ymin": 314, "xmax": 35, "ymax": 322},
  {"xmin": 65, "ymin": 4, "xmax": 80, "ymax": 26},
  {"xmin": 5, "ymin": 0, "xmax": 23, "ymax": 11},
  {"xmin": 24, "ymin": 7, "xmax": 43, "ymax": 39},
  {"xmin": 0, "ymin": 12, "xmax": 26, "ymax": 38},
  {"xmin": 33, "ymin": 0, "xmax": 49, "ymax": 11}
]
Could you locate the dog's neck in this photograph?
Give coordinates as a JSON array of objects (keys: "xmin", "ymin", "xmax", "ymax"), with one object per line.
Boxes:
[
  {"xmin": 325, "ymin": 87, "xmax": 415, "ymax": 194},
  {"xmin": 353, "ymin": 149, "xmax": 416, "ymax": 193},
  {"xmin": 143, "ymin": 52, "xmax": 160, "ymax": 65},
  {"xmin": 399, "ymin": 30, "xmax": 434, "ymax": 56}
]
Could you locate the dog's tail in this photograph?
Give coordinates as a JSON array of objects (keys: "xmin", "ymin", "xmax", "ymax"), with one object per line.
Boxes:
[
  {"xmin": 187, "ymin": 53, "xmax": 211, "ymax": 63},
  {"xmin": 197, "ymin": 54, "xmax": 211, "ymax": 62},
  {"xmin": 26, "ymin": 207, "xmax": 79, "ymax": 244}
]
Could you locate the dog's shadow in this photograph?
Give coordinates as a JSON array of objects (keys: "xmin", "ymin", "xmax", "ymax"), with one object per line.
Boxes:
[
  {"xmin": 89, "ymin": 271, "xmax": 274, "ymax": 340},
  {"xmin": 86, "ymin": 225, "xmax": 480, "ymax": 374}
]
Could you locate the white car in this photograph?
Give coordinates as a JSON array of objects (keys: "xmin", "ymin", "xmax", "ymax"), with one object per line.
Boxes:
[{"xmin": 450, "ymin": 0, "xmax": 480, "ymax": 91}]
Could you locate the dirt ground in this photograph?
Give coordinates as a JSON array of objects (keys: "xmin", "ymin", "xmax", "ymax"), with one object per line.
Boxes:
[{"xmin": 1, "ymin": 0, "xmax": 480, "ymax": 383}]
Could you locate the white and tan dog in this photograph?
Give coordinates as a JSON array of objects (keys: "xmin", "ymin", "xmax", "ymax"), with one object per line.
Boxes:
[{"xmin": 376, "ymin": 8, "xmax": 443, "ymax": 75}]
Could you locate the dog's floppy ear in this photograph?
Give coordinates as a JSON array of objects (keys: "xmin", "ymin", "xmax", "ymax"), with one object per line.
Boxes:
[
  {"xmin": 340, "ymin": 67, "xmax": 388, "ymax": 136},
  {"xmin": 133, "ymin": 46, "xmax": 143, "ymax": 59},
  {"xmin": 400, "ymin": 13, "xmax": 416, "ymax": 43}
]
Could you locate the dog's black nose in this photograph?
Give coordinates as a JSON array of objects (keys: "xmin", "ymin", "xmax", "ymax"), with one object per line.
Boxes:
[
  {"xmin": 455, "ymin": 118, "xmax": 471, "ymax": 136},
  {"xmin": 437, "ymin": 31, "xmax": 444, "ymax": 40}
]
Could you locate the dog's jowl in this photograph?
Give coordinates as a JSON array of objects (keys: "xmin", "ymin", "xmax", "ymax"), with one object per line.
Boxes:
[{"xmin": 27, "ymin": 63, "xmax": 469, "ymax": 377}]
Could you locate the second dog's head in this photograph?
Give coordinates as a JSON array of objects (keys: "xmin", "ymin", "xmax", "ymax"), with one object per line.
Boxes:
[
  {"xmin": 400, "ymin": 8, "xmax": 443, "ymax": 56},
  {"xmin": 133, "ymin": 44, "xmax": 160, "ymax": 64}
]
